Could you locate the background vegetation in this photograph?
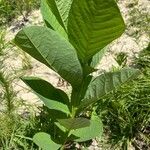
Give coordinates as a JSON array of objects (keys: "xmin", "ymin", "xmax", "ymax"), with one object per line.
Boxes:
[{"xmin": 0, "ymin": 0, "xmax": 39, "ymax": 26}]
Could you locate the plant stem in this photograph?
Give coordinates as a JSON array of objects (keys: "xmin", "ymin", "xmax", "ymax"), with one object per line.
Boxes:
[{"xmin": 60, "ymin": 130, "xmax": 71, "ymax": 150}]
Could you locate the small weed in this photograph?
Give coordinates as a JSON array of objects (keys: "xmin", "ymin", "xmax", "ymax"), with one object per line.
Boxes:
[
  {"xmin": 115, "ymin": 52, "xmax": 128, "ymax": 68},
  {"xmin": 0, "ymin": 26, "xmax": 35, "ymax": 150}
]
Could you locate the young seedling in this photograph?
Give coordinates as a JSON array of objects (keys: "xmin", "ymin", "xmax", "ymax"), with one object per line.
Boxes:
[{"xmin": 14, "ymin": 0, "xmax": 139, "ymax": 149}]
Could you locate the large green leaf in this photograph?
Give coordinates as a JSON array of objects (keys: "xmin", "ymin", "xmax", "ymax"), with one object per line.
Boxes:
[
  {"xmin": 58, "ymin": 117, "xmax": 90, "ymax": 130},
  {"xmin": 70, "ymin": 113, "xmax": 103, "ymax": 142},
  {"xmin": 21, "ymin": 77, "xmax": 69, "ymax": 104},
  {"xmin": 33, "ymin": 132, "xmax": 61, "ymax": 150},
  {"xmin": 14, "ymin": 26, "xmax": 83, "ymax": 88},
  {"xmin": 41, "ymin": 0, "xmax": 67, "ymax": 38},
  {"xmin": 80, "ymin": 68, "xmax": 140, "ymax": 109},
  {"xmin": 68, "ymin": 0, "xmax": 125, "ymax": 62},
  {"xmin": 38, "ymin": 95, "xmax": 70, "ymax": 114},
  {"xmin": 21, "ymin": 77, "xmax": 70, "ymax": 114}
]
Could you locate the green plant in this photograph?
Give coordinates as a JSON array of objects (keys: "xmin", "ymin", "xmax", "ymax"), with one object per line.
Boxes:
[
  {"xmin": 0, "ymin": 69, "xmax": 37, "ymax": 149},
  {"xmin": 14, "ymin": 0, "xmax": 139, "ymax": 149},
  {"xmin": 0, "ymin": 30, "xmax": 15, "ymax": 116},
  {"xmin": 0, "ymin": 33, "xmax": 18, "ymax": 148}
]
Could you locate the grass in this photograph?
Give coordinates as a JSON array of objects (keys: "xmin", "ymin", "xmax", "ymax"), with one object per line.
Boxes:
[
  {"xmin": 0, "ymin": 0, "xmax": 40, "ymax": 26},
  {"xmin": 0, "ymin": 69, "xmax": 36, "ymax": 149},
  {"xmin": 97, "ymin": 44, "xmax": 150, "ymax": 150},
  {"xmin": 0, "ymin": 25, "xmax": 35, "ymax": 150},
  {"xmin": 0, "ymin": 0, "xmax": 37, "ymax": 146}
]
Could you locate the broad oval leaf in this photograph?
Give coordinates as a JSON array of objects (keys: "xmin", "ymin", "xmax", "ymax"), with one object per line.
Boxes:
[
  {"xmin": 33, "ymin": 132, "xmax": 61, "ymax": 150},
  {"xmin": 68, "ymin": 0, "xmax": 125, "ymax": 62},
  {"xmin": 21, "ymin": 77, "xmax": 70, "ymax": 114},
  {"xmin": 21, "ymin": 77, "xmax": 69, "ymax": 105},
  {"xmin": 58, "ymin": 117, "xmax": 90, "ymax": 130},
  {"xmin": 70, "ymin": 113, "xmax": 103, "ymax": 142},
  {"xmin": 14, "ymin": 26, "xmax": 83, "ymax": 88},
  {"xmin": 39, "ymin": 95, "xmax": 70, "ymax": 114},
  {"xmin": 80, "ymin": 68, "xmax": 140, "ymax": 109}
]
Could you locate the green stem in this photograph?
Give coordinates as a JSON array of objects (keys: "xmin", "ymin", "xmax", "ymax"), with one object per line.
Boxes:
[
  {"xmin": 61, "ymin": 64, "xmax": 92, "ymax": 149},
  {"xmin": 60, "ymin": 130, "xmax": 71, "ymax": 150},
  {"xmin": 71, "ymin": 77, "xmax": 92, "ymax": 116},
  {"xmin": 70, "ymin": 81, "xmax": 85, "ymax": 117},
  {"xmin": 62, "ymin": 81, "xmax": 86, "ymax": 148}
]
